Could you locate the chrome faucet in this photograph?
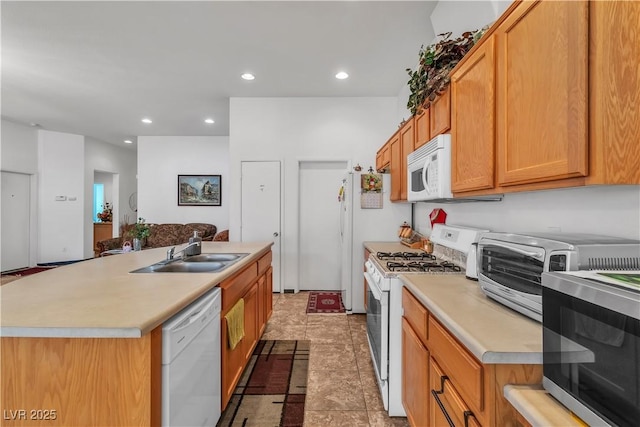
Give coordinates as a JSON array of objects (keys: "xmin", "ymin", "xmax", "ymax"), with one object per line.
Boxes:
[{"xmin": 166, "ymin": 241, "xmax": 201, "ymax": 260}]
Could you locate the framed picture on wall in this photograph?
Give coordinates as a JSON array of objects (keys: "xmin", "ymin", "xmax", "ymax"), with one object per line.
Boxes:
[{"xmin": 178, "ymin": 175, "xmax": 221, "ymax": 206}]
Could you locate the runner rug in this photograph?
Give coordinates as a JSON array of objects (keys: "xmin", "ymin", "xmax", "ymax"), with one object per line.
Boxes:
[
  {"xmin": 217, "ymin": 340, "xmax": 309, "ymax": 427},
  {"xmin": 306, "ymin": 291, "xmax": 346, "ymax": 314}
]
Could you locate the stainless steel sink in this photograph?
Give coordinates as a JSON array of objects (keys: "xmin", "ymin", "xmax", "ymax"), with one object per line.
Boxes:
[
  {"xmin": 183, "ymin": 253, "xmax": 249, "ymax": 263},
  {"xmin": 130, "ymin": 253, "xmax": 249, "ymax": 273}
]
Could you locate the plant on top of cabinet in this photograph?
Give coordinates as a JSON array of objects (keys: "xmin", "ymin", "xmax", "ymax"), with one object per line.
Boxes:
[{"xmin": 406, "ymin": 28, "xmax": 488, "ymax": 115}]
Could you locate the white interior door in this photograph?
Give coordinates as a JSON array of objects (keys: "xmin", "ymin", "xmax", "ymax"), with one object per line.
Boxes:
[
  {"xmin": 298, "ymin": 161, "xmax": 348, "ymax": 291},
  {"xmin": 1, "ymin": 171, "xmax": 31, "ymax": 271},
  {"xmin": 241, "ymin": 161, "xmax": 281, "ymax": 293}
]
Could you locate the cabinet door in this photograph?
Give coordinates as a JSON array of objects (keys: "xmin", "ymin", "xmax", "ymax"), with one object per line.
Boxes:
[
  {"xmin": 389, "ymin": 132, "xmax": 402, "ymax": 201},
  {"xmin": 496, "ymin": 0, "xmax": 588, "ymax": 186},
  {"xmin": 402, "ymin": 318, "xmax": 429, "ymax": 427},
  {"xmin": 451, "ymin": 36, "xmax": 496, "ymax": 193},
  {"xmin": 265, "ymin": 266, "xmax": 273, "ymax": 321},
  {"xmin": 588, "ymin": 0, "xmax": 640, "ymax": 184},
  {"xmin": 399, "ymin": 117, "xmax": 415, "ymax": 201},
  {"xmin": 415, "ymin": 107, "xmax": 431, "ymax": 149},
  {"xmin": 242, "ymin": 283, "xmax": 258, "ymax": 362},
  {"xmin": 257, "ymin": 275, "xmax": 266, "ymax": 336},
  {"xmin": 430, "ymin": 88, "xmax": 451, "ymax": 137}
]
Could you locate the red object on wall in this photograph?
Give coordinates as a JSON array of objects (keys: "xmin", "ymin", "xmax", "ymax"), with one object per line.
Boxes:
[{"xmin": 429, "ymin": 208, "xmax": 447, "ymax": 227}]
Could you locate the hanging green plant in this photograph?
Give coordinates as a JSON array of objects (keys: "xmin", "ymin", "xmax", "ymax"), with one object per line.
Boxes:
[{"xmin": 406, "ymin": 28, "xmax": 488, "ymax": 115}]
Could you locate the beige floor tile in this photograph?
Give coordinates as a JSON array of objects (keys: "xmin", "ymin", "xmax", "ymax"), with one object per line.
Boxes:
[
  {"xmin": 304, "ymin": 410, "xmax": 370, "ymax": 427},
  {"xmin": 368, "ymin": 411, "xmax": 411, "ymax": 427},
  {"xmin": 309, "ymin": 342, "xmax": 357, "ymax": 371},
  {"xmin": 306, "ymin": 313, "xmax": 349, "ymax": 327},
  {"xmin": 306, "ymin": 370, "xmax": 366, "ymax": 411},
  {"xmin": 305, "ymin": 324, "xmax": 352, "ymax": 344},
  {"xmin": 261, "ymin": 324, "xmax": 307, "ymax": 341}
]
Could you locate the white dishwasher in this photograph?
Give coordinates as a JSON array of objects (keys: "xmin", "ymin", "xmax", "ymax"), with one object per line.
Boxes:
[{"xmin": 162, "ymin": 287, "xmax": 221, "ymax": 427}]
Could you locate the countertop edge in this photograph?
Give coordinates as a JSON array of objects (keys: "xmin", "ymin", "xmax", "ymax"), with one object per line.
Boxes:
[
  {"xmin": 401, "ymin": 278, "xmax": 543, "ymax": 364},
  {"xmin": 504, "ymin": 384, "xmax": 583, "ymax": 427}
]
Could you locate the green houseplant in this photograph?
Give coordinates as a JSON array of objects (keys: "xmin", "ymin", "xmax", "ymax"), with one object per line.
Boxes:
[
  {"xmin": 128, "ymin": 217, "xmax": 150, "ymax": 251},
  {"xmin": 406, "ymin": 29, "xmax": 487, "ymax": 115}
]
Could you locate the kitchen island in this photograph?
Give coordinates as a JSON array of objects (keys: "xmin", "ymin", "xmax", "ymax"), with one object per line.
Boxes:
[{"xmin": 0, "ymin": 241, "xmax": 272, "ymax": 426}]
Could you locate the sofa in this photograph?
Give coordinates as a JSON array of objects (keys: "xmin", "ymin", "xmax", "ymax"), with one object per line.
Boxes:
[{"xmin": 96, "ymin": 223, "xmax": 217, "ymax": 255}]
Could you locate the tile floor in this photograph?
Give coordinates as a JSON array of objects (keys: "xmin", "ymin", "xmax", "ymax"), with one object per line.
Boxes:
[{"xmin": 262, "ymin": 291, "xmax": 409, "ymax": 427}]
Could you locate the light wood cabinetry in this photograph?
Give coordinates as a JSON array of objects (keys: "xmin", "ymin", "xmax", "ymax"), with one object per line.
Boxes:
[
  {"xmin": 1, "ymin": 328, "xmax": 162, "ymax": 426},
  {"xmin": 402, "ymin": 318, "xmax": 430, "ymax": 426},
  {"xmin": 414, "ymin": 107, "xmax": 431, "ymax": 150},
  {"xmin": 588, "ymin": 0, "xmax": 640, "ymax": 185},
  {"xmin": 399, "ymin": 117, "xmax": 415, "ymax": 201},
  {"xmin": 430, "ymin": 87, "xmax": 451, "ymax": 138},
  {"xmin": 496, "ymin": 0, "xmax": 588, "ymax": 187},
  {"xmin": 376, "ymin": 142, "xmax": 391, "ymax": 172},
  {"xmin": 450, "ymin": 0, "xmax": 638, "ymax": 197},
  {"xmin": 389, "ymin": 132, "xmax": 402, "ymax": 201},
  {"xmin": 402, "ymin": 287, "xmax": 542, "ymax": 427},
  {"xmin": 93, "ymin": 222, "xmax": 113, "ymax": 255},
  {"xmin": 450, "ymin": 36, "xmax": 496, "ymax": 193},
  {"xmin": 220, "ymin": 250, "xmax": 273, "ymax": 409}
]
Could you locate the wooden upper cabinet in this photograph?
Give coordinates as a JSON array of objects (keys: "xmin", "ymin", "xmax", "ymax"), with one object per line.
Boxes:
[
  {"xmin": 588, "ymin": 0, "xmax": 640, "ymax": 184},
  {"xmin": 451, "ymin": 35, "xmax": 496, "ymax": 193},
  {"xmin": 376, "ymin": 141, "xmax": 391, "ymax": 172},
  {"xmin": 414, "ymin": 106, "xmax": 431, "ymax": 149},
  {"xmin": 389, "ymin": 132, "xmax": 402, "ymax": 201},
  {"xmin": 430, "ymin": 87, "xmax": 451, "ymax": 137},
  {"xmin": 496, "ymin": 0, "xmax": 588, "ymax": 187},
  {"xmin": 399, "ymin": 117, "xmax": 415, "ymax": 200}
]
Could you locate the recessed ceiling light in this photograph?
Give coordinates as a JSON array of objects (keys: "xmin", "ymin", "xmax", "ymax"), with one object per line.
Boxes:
[
  {"xmin": 241, "ymin": 73, "xmax": 255, "ymax": 81},
  {"xmin": 141, "ymin": 117, "xmax": 152, "ymax": 124},
  {"xmin": 124, "ymin": 139, "xmax": 133, "ymax": 144},
  {"xmin": 204, "ymin": 118, "xmax": 215, "ymax": 124},
  {"xmin": 335, "ymin": 71, "xmax": 349, "ymax": 80}
]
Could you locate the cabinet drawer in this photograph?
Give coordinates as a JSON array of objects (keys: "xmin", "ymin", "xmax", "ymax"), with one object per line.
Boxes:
[
  {"xmin": 402, "ymin": 287, "xmax": 428, "ymax": 345},
  {"xmin": 428, "ymin": 315, "xmax": 483, "ymax": 411},
  {"xmin": 258, "ymin": 251, "xmax": 272, "ymax": 274},
  {"xmin": 221, "ymin": 262, "xmax": 258, "ymax": 313},
  {"xmin": 431, "ymin": 359, "xmax": 481, "ymax": 427}
]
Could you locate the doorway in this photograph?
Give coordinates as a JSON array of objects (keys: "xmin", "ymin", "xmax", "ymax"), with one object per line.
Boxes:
[
  {"xmin": 240, "ymin": 161, "xmax": 282, "ymax": 293},
  {"xmin": 1, "ymin": 171, "xmax": 31, "ymax": 271},
  {"xmin": 298, "ymin": 160, "xmax": 348, "ymax": 291}
]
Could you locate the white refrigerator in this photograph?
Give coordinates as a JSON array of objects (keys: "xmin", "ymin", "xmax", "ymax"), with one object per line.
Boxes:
[{"xmin": 339, "ymin": 172, "xmax": 411, "ymax": 313}]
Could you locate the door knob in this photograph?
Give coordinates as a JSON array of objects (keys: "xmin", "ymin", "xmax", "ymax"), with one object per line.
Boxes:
[{"xmin": 273, "ymin": 232, "xmax": 279, "ymax": 237}]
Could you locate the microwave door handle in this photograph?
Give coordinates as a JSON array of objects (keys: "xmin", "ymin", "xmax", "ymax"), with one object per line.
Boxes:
[
  {"xmin": 482, "ymin": 241, "xmax": 545, "ymax": 260},
  {"xmin": 422, "ymin": 161, "xmax": 431, "ymax": 195}
]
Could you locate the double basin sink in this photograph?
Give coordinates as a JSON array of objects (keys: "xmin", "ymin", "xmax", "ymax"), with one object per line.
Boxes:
[{"xmin": 130, "ymin": 253, "xmax": 249, "ymax": 273}]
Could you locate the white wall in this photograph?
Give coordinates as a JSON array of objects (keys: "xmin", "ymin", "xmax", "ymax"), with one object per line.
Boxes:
[
  {"xmin": 38, "ymin": 130, "xmax": 85, "ymax": 263},
  {"xmin": 85, "ymin": 138, "xmax": 138, "ymax": 256},
  {"xmin": 229, "ymin": 97, "xmax": 398, "ymax": 290},
  {"xmin": 1, "ymin": 120, "xmax": 40, "ymax": 266},
  {"xmin": 137, "ymin": 136, "xmax": 230, "ymax": 230},
  {"xmin": 414, "ymin": 186, "xmax": 640, "ymax": 240},
  {"xmin": 430, "ymin": 0, "xmax": 511, "ymax": 39}
]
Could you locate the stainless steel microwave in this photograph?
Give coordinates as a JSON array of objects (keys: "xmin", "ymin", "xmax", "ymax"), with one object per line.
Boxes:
[
  {"xmin": 476, "ymin": 232, "xmax": 640, "ymax": 322},
  {"xmin": 542, "ymin": 271, "xmax": 640, "ymax": 427}
]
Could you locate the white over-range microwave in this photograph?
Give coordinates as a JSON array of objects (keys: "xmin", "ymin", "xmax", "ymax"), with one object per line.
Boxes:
[{"xmin": 407, "ymin": 134, "xmax": 452, "ymax": 201}]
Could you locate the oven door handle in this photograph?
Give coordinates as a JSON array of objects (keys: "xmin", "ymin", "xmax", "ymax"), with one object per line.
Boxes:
[
  {"xmin": 364, "ymin": 271, "xmax": 383, "ymax": 301},
  {"xmin": 480, "ymin": 240, "xmax": 545, "ymax": 260}
]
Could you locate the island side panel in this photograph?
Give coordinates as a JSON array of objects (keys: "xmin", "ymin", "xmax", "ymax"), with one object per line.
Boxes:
[{"xmin": 1, "ymin": 327, "xmax": 162, "ymax": 426}]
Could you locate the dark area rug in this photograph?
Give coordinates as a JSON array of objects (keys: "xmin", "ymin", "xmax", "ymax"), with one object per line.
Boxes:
[
  {"xmin": 217, "ymin": 340, "xmax": 309, "ymax": 427},
  {"xmin": 306, "ymin": 291, "xmax": 346, "ymax": 314}
]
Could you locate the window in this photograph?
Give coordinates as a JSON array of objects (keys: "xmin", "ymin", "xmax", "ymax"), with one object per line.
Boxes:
[{"xmin": 93, "ymin": 184, "xmax": 104, "ymax": 222}]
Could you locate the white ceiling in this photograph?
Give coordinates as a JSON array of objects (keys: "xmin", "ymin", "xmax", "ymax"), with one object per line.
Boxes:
[{"xmin": 1, "ymin": 1, "xmax": 437, "ymax": 148}]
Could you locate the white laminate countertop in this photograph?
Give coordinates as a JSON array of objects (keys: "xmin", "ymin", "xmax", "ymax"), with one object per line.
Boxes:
[
  {"xmin": 0, "ymin": 242, "xmax": 272, "ymax": 338},
  {"xmin": 400, "ymin": 274, "xmax": 543, "ymax": 364}
]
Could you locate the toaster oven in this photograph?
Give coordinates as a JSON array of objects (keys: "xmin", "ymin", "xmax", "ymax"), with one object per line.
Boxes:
[{"xmin": 476, "ymin": 232, "xmax": 640, "ymax": 322}]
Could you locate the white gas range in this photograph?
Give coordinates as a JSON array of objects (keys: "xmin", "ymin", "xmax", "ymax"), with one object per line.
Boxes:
[{"xmin": 363, "ymin": 224, "xmax": 488, "ymax": 417}]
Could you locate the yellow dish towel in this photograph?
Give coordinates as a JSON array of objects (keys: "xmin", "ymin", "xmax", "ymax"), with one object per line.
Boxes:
[{"xmin": 225, "ymin": 298, "xmax": 245, "ymax": 350}]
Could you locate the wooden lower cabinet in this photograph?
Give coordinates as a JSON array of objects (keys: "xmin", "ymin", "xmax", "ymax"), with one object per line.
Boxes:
[
  {"xmin": 220, "ymin": 250, "xmax": 273, "ymax": 410},
  {"xmin": 402, "ymin": 287, "xmax": 542, "ymax": 427},
  {"xmin": 402, "ymin": 318, "xmax": 430, "ymax": 426}
]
